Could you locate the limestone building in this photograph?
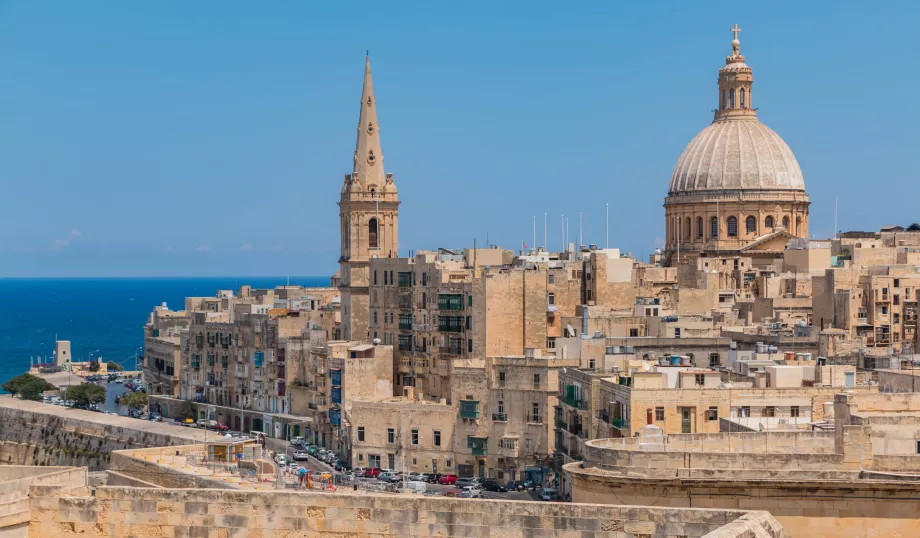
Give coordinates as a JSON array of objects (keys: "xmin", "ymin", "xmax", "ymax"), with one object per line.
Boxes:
[
  {"xmin": 339, "ymin": 55, "xmax": 400, "ymax": 342},
  {"xmin": 664, "ymin": 26, "xmax": 810, "ymax": 262}
]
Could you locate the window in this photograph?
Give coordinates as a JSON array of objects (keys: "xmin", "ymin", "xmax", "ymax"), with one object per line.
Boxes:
[
  {"xmin": 357, "ymin": 427, "xmax": 365, "ymax": 442},
  {"xmin": 740, "ymin": 87, "xmax": 746, "ymax": 108},
  {"xmin": 546, "ymin": 338, "xmax": 556, "ymax": 349},
  {"xmin": 498, "ymin": 371, "xmax": 506, "ymax": 385},
  {"xmin": 411, "ymin": 429, "xmax": 419, "ymax": 445},
  {"xmin": 727, "ymin": 216, "xmax": 738, "ymax": 237},
  {"xmin": 468, "ymin": 339, "xmax": 473, "ymax": 353},
  {"xmin": 629, "ymin": 328, "xmax": 639, "ymax": 337},
  {"xmin": 373, "ymin": 271, "xmax": 377, "ymax": 285},
  {"xmin": 706, "ymin": 407, "xmax": 718, "ymax": 421},
  {"xmin": 548, "ymin": 274, "xmax": 554, "ymax": 284},
  {"xmin": 894, "ymin": 279, "xmax": 901, "ymax": 288},
  {"xmin": 468, "ymin": 296, "xmax": 473, "ymax": 307},
  {"xmin": 497, "ymin": 400, "xmax": 504, "ymax": 415},
  {"xmin": 533, "ymin": 374, "xmax": 541, "ymax": 388},
  {"xmin": 373, "ymin": 312, "xmax": 377, "ymax": 325},
  {"xmin": 710, "ymin": 217, "xmax": 719, "ymax": 238},
  {"xmin": 709, "ymin": 353, "xmax": 720, "ymax": 367},
  {"xmin": 446, "ymin": 459, "xmax": 452, "ymax": 468},
  {"xmin": 765, "ymin": 215, "xmax": 774, "ymax": 228},
  {"xmin": 655, "ymin": 407, "xmax": 664, "ymax": 421},
  {"xmin": 685, "ymin": 217, "xmax": 692, "ymax": 239},
  {"xmin": 695, "ymin": 374, "xmax": 706, "ymax": 387},
  {"xmin": 729, "ymin": 88, "xmax": 735, "ymax": 108},
  {"xmin": 387, "ymin": 428, "xmax": 395, "ymax": 444},
  {"xmin": 782, "ymin": 216, "xmax": 790, "ymax": 229},
  {"xmin": 740, "ymin": 406, "xmax": 751, "ymax": 418},
  {"xmin": 466, "ymin": 316, "xmax": 471, "ymax": 330},
  {"xmin": 674, "ymin": 327, "xmax": 681, "ymax": 338},
  {"xmin": 790, "ymin": 406, "xmax": 800, "ymax": 418},
  {"xmin": 721, "ymin": 89, "xmax": 726, "ymax": 109},
  {"xmin": 531, "ymin": 403, "xmax": 541, "ymax": 423},
  {"xmin": 746, "ymin": 216, "xmax": 756, "ymax": 234},
  {"xmin": 763, "ymin": 406, "xmax": 776, "ymax": 418},
  {"xmin": 882, "ymin": 305, "xmax": 889, "ymax": 315},
  {"xmin": 433, "ymin": 430, "xmax": 441, "ymax": 446},
  {"xmin": 894, "ymin": 295, "xmax": 901, "ymax": 306},
  {"xmin": 895, "ymin": 313, "xmax": 901, "ymax": 324},
  {"xmin": 697, "ymin": 217, "xmax": 703, "ymax": 238},
  {"xmin": 368, "ymin": 218, "xmax": 378, "ymax": 249},
  {"xmin": 547, "ymin": 293, "xmax": 555, "ymax": 305}
]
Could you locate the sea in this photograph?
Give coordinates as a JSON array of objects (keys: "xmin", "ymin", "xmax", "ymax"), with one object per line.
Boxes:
[{"xmin": 0, "ymin": 277, "xmax": 328, "ymax": 387}]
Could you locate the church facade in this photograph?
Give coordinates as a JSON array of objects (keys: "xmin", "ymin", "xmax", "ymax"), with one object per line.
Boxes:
[{"xmin": 664, "ymin": 26, "xmax": 810, "ymax": 263}]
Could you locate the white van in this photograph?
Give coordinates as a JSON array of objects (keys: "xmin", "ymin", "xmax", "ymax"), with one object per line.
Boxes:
[{"xmin": 400, "ymin": 481, "xmax": 427, "ymax": 494}]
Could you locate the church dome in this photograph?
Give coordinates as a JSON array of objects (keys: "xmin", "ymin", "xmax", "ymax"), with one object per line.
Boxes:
[{"xmin": 668, "ymin": 119, "xmax": 805, "ymax": 195}]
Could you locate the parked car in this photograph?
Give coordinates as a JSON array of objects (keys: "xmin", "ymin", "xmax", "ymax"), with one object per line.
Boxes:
[
  {"xmin": 196, "ymin": 418, "xmax": 208, "ymax": 428},
  {"xmin": 417, "ymin": 473, "xmax": 432, "ymax": 483},
  {"xmin": 481, "ymin": 480, "xmax": 507, "ymax": 492},
  {"xmin": 377, "ymin": 472, "xmax": 396, "ymax": 483},
  {"xmin": 210, "ymin": 422, "xmax": 229, "ymax": 431},
  {"xmin": 460, "ymin": 486, "xmax": 483, "ymax": 498},
  {"xmin": 291, "ymin": 436, "xmax": 306, "ymax": 445},
  {"xmin": 506, "ymin": 481, "xmax": 524, "ymax": 491},
  {"xmin": 364, "ymin": 468, "xmax": 382, "ymax": 478},
  {"xmin": 438, "ymin": 474, "xmax": 458, "ymax": 485},
  {"xmin": 275, "ymin": 455, "xmax": 289, "ymax": 465},
  {"xmin": 292, "ymin": 451, "xmax": 309, "ymax": 461},
  {"xmin": 353, "ymin": 467, "xmax": 368, "ymax": 477},
  {"xmin": 287, "ymin": 461, "xmax": 300, "ymax": 469},
  {"xmin": 407, "ymin": 472, "xmax": 424, "ymax": 482},
  {"xmin": 540, "ymin": 488, "xmax": 558, "ymax": 501},
  {"xmin": 455, "ymin": 477, "xmax": 481, "ymax": 489},
  {"xmin": 427, "ymin": 473, "xmax": 444, "ymax": 484},
  {"xmin": 334, "ymin": 461, "xmax": 348, "ymax": 472},
  {"xmin": 148, "ymin": 413, "xmax": 162, "ymax": 422}
]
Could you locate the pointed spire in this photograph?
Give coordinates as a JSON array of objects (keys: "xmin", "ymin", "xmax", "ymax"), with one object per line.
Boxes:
[{"xmin": 352, "ymin": 54, "xmax": 386, "ymax": 189}]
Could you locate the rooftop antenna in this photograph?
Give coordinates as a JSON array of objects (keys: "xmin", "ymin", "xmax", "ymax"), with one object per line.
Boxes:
[
  {"xmin": 561, "ymin": 214, "xmax": 564, "ymax": 252},
  {"xmin": 579, "ymin": 212, "xmax": 583, "ymax": 250},
  {"xmin": 834, "ymin": 196, "xmax": 838, "ymax": 239}
]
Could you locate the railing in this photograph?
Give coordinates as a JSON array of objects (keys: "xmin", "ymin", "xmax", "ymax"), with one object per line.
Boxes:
[
  {"xmin": 439, "ymin": 346, "xmax": 463, "ymax": 356},
  {"xmin": 399, "ymin": 322, "xmax": 413, "ymax": 331},
  {"xmin": 492, "ymin": 413, "xmax": 507, "ymax": 422},
  {"xmin": 561, "ymin": 395, "xmax": 585, "ymax": 409},
  {"xmin": 471, "ymin": 447, "xmax": 487, "ymax": 456},
  {"xmin": 610, "ymin": 418, "xmax": 627, "ymax": 428},
  {"xmin": 555, "ymin": 419, "xmax": 567, "ymax": 429}
]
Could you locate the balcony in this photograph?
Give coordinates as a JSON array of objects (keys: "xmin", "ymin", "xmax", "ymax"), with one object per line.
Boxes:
[
  {"xmin": 397, "ymin": 272, "xmax": 413, "ymax": 288},
  {"xmin": 399, "ymin": 322, "xmax": 413, "ymax": 331},
  {"xmin": 438, "ymin": 317, "xmax": 464, "ymax": 333},
  {"xmin": 459, "ymin": 400, "xmax": 480, "ymax": 419},
  {"xmin": 191, "ymin": 361, "xmax": 200, "ymax": 369},
  {"xmin": 492, "ymin": 413, "xmax": 507, "ymax": 422},
  {"xmin": 439, "ymin": 346, "xmax": 463, "ymax": 357},
  {"xmin": 438, "ymin": 294, "xmax": 464, "ymax": 311},
  {"xmin": 472, "ymin": 446, "xmax": 487, "ymax": 456},
  {"xmin": 561, "ymin": 394, "xmax": 585, "ymax": 409},
  {"xmin": 555, "ymin": 418, "xmax": 568, "ymax": 429},
  {"xmin": 610, "ymin": 417, "xmax": 627, "ymax": 428}
]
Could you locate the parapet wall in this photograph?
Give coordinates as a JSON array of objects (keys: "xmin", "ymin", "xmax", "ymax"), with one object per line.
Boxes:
[
  {"xmin": 0, "ymin": 399, "xmax": 199, "ymax": 469},
  {"xmin": 28, "ymin": 486, "xmax": 783, "ymax": 538}
]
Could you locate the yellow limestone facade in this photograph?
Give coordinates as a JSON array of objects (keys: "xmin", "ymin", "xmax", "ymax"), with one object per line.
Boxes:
[
  {"xmin": 339, "ymin": 55, "xmax": 400, "ymax": 342},
  {"xmin": 664, "ymin": 25, "xmax": 810, "ymax": 259}
]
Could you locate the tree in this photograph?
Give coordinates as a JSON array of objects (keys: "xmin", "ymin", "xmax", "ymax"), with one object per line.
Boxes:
[
  {"xmin": 121, "ymin": 391, "xmax": 148, "ymax": 411},
  {"xmin": 64, "ymin": 383, "xmax": 106, "ymax": 409},
  {"xmin": 88, "ymin": 360, "xmax": 101, "ymax": 373},
  {"xmin": 175, "ymin": 400, "xmax": 196, "ymax": 420},
  {"xmin": 106, "ymin": 361, "xmax": 124, "ymax": 372},
  {"xmin": 2, "ymin": 374, "xmax": 56, "ymax": 401}
]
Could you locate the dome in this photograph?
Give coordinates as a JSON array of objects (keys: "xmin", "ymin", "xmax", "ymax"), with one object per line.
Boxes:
[{"xmin": 668, "ymin": 119, "xmax": 805, "ymax": 195}]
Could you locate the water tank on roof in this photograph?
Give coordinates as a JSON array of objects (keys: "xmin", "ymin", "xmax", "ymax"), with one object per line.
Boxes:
[
  {"xmin": 680, "ymin": 356, "xmax": 692, "ymax": 366},
  {"xmin": 669, "ymin": 356, "xmax": 681, "ymax": 366}
]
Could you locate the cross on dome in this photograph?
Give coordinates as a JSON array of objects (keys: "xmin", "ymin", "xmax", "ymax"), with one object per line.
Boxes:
[
  {"xmin": 730, "ymin": 24, "xmax": 742, "ymax": 56},
  {"xmin": 731, "ymin": 24, "xmax": 741, "ymax": 41}
]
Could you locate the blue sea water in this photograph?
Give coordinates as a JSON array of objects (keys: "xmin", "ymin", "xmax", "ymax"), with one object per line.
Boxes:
[{"xmin": 0, "ymin": 277, "xmax": 328, "ymax": 387}]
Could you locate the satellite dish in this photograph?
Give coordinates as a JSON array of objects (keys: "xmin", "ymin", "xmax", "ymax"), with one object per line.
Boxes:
[{"xmin": 641, "ymin": 361, "xmax": 651, "ymax": 372}]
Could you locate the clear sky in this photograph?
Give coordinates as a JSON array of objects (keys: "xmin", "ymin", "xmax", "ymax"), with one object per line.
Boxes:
[{"xmin": 0, "ymin": 1, "xmax": 917, "ymax": 277}]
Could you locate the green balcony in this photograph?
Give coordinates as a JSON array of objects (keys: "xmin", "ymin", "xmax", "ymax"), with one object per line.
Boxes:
[
  {"xmin": 459, "ymin": 400, "xmax": 480, "ymax": 419},
  {"xmin": 555, "ymin": 419, "xmax": 568, "ymax": 430},
  {"xmin": 397, "ymin": 272, "xmax": 413, "ymax": 288},
  {"xmin": 399, "ymin": 322, "xmax": 413, "ymax": 331},
  {"xmin": 472, "ymin": 447, "xmax": 487, "ymax": 456},
  {"xmin": 492, "ymin": 413, "xmax": 507, "ymax": 422},
  {"xmin": 611, "ymin": 418, "xmax": 627, "ymax": 428},
  {"xmin": 438, "ymin": 294, "xmax": 464, "ymax": 311},
  {"xmin": 468, "ymin": 436, "xmax": 487, "ymax": 456},
  {"xmin": 191, "ymin": 361, "xmax": 200, "ymax": 369},
  {"xmin": 562, "ymin": 394, "xmax": 584, "ymax": 409}
]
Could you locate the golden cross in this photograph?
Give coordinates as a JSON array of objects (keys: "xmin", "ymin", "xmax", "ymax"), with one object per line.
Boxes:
[{"xmin": 731, "ymin": 24, "xmax": 741, "ymax": 41}]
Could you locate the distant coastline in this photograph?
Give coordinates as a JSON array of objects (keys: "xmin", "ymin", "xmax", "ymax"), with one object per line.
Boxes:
[{"xmin": 0, "ymin": 276, "xmax": 330, "ymax": 387}]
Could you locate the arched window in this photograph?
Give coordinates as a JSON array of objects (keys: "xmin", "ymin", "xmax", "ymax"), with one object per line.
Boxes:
[
  {"xmin": 697, "ymin": 217, "xmax": 703, "ymax": 238},
  {"xmin": 710, "ymin": 217, "xmax": 719, "ymax": 238},
  {"xmin": 368, "ymin": 218, "xmax": 379, "ymax": 249},
  {"xmin": 727, "ymin": 216, "xmax": 738, "ymax": 237},
  {"xmin": 782, "ymin": 216, "xmax": 790, "ymax": 229},
  {"xmin": 765, "ymin": 215, "xmax": 774, "ymax": 229},
  {"xmin": 746, "ymin": 216, "xmax": 757, "ymax": 234},
  {"xmin": 685, "ymin": 217, "xmax": 692, "ymax": 240},
  {"xmin": 729, "ymin": 89, "xmax": 735, "ymax": 109},
  {"xmin": 740, "ymin": 88, "xmax": 746, "ymax": 108},
  {"xmin": 721, "ymin": 90, "xmax": 726, "ymax": 109},
  {"xmin": 796, "ymin": 216, "xmax": 803, "ymax": 232}
]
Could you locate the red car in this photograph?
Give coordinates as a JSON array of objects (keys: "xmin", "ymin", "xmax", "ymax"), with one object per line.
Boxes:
[
  {"xmin": 438, "ymin": 474, "xmax": 458, "ymax": 485},
  {"xmin": 364, "ymin": 468, "xmax": 382, "ymax": 478},
  {"xmin": 211, "ymin": 422, "xmax": 229, "ymax": 431}
]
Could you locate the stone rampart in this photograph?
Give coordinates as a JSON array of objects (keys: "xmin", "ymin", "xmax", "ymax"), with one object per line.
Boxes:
[
  {"xmin": 0, "ymin": 398, "xmax": 203, "ymax": 469},
  {"xmin": 28, "ymin": 486, "xmax": 783, "ymax": 538}
]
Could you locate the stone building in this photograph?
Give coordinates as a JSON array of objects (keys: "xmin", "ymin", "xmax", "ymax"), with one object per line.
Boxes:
[
  {"xmin": 664, "ymin": 26, "xmax": 809, "ymax": 262},
  {"xmin": 339, "ymin": 55, "xmax": 400, "ymax": 342},
  {"xmin": 142, "ymin": 303, "xmax": 189, "ymax": 397}
]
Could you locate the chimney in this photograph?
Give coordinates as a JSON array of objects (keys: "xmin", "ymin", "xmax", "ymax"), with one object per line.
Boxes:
[{"xmin": 646, "ymin": 408, "xmax": 653, "ymax": 425}]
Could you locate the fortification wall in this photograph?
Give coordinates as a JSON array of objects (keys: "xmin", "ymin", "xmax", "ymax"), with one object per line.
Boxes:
[
  {"xmin": 0, "ymin": 400, "xmax": 201, "ymax": 469},
  {"xmin": 567, "ymin": 461, "xmax": 920, "ymax": 538},
  {"xmin": 28, "ymin": 486, "xmax": 783, "ymax": 538}
]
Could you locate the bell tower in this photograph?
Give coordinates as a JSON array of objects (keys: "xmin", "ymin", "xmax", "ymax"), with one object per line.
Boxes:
[{"xmin": 338, "ymin": 54, "xmax": 400, "ymax": 342}]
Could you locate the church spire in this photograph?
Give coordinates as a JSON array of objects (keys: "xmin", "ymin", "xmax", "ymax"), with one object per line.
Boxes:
[{"xmin": 351, "ymin": 54, "xmax": 387, "ymax": 190}]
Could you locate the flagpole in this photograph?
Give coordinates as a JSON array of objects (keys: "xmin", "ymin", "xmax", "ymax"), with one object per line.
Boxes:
[
  {"xmin": 561, "ymin": 214, "xmax": 564, "ymax": 252},
  {"xmin": 544, "ymin": 213, "xmax": 547, "ymax": 250},
  {"xmin": 533, "ymin": 216, "xmax": 536, "ymax": 253},
  {"xmin": 606, "ymin": 203, "xmax": 609, "ymax": 249},
  {"xmin": 579, "ymin": 212, "xmax": 583, "ymax": 251}
]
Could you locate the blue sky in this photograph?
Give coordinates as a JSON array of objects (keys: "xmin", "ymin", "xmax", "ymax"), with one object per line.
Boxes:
[{"xmin": 0, "ymin": 1, "xmax": 916, "ymax": 277}]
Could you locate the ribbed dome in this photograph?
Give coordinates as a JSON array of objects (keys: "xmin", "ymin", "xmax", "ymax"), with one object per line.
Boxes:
[{"xmin": 668, "ymin": 119, "xmax": 805, "ymax": 195}]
